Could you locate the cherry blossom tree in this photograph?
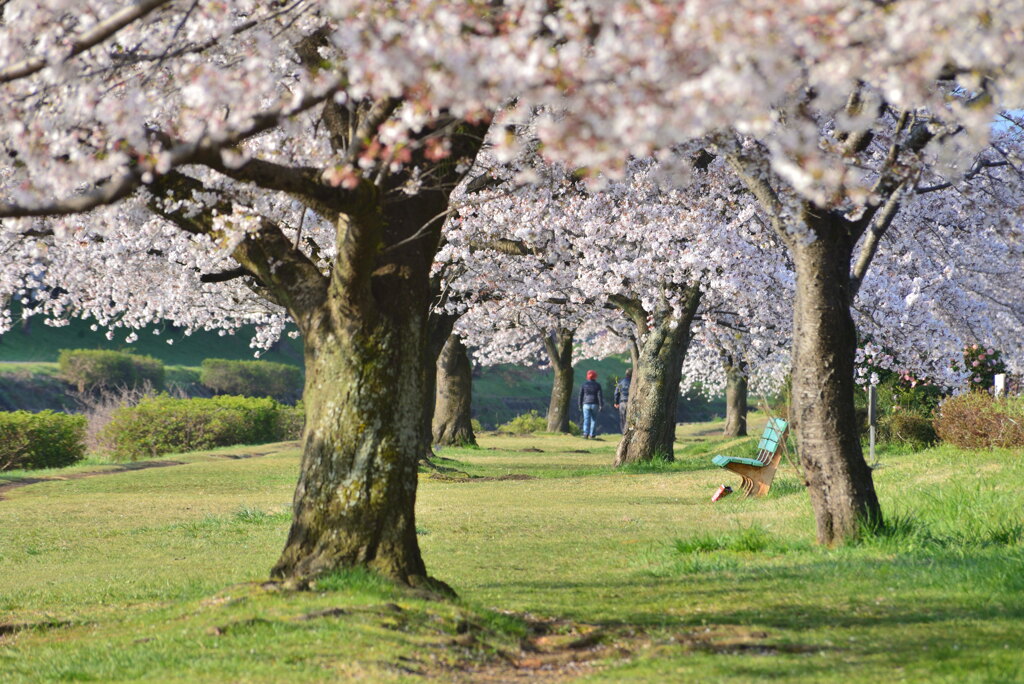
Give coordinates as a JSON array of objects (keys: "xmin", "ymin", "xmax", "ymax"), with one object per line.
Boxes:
[
  {"xmin": 0, "ymin": 2, "xmax": 495, "ymax": 588},
  {"xmin": 329, "ymin": 0, "xmax": 1024, "ymax": 543},
  {"xmin": 4, "ymin": 0, "xmax": 1024, "ymax": 566},
  {"xmin": 443, "ymin": 152, "xmax": 797, "ymax": 464}
]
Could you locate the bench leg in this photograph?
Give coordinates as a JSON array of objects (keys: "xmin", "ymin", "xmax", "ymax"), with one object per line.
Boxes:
[{"xmin": 721, "ymin": 462, "xmax": 780, "ymax": 498}]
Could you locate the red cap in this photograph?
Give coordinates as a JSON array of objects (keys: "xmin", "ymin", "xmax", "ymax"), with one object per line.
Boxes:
[{"xmin": 586, "ymin": 370, "xmax": 597, "ymax": 380}]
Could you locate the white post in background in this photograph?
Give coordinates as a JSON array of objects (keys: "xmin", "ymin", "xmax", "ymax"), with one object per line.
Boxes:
[
  {"xmin": 868, "ymin": 385, "xmax": 877, "ymax": 467},
  {"xmin": 994, "ymin": 373, "xmax": 1007, "ymax": 398}
]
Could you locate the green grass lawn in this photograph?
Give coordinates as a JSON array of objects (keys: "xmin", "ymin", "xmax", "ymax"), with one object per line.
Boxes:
[{"xmin": 1, "ymin": 420, "xmax": 1023, "ymax": 682}]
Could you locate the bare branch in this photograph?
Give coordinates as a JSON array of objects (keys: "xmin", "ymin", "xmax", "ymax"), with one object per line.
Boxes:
[
  {"xmin": 606, "ymin": 293, "xmax": 649, "ymax": 333},
  {"xmin": 915, "ymin": 160, "xmax": 1009, "ymax": 195},
  {"xmin": 849, "ymin": 181, "xmax": 905, "ymax": 297},
  {"xmin": 200, "ymin": 267, "xmax": 254, "ymax": 284},
  {"xmin": 723, "ymin": 145, "xmax": 787, "ymax": 241}
]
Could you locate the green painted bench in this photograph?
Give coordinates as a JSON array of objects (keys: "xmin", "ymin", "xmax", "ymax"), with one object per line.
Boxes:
[{"xmin": 711, "ymin": 417, "xmax": 789, "ymax": 497}]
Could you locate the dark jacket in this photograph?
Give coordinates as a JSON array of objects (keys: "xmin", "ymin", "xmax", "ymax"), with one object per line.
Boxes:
[
  {"xmin": 614, "ymin": 376, "xmax": 631, "ymax": 404},
  {"xmin": 578, "ymin": 379, "xmax": 603, "ymax": 410}
]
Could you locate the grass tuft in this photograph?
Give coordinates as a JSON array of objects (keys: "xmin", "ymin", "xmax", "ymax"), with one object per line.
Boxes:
[
  {"xmin": 313, "ymin": 567, "xmax": 400, "ymax": 599},
  {"xmin": 673, "ymin": 524, "xmax": 795, "ymax": 555}
]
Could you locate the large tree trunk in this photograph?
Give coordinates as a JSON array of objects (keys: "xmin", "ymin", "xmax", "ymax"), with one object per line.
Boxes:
[
  {"xmin": 543, "ymin": 328, "xmax": 575, "ymax": 433},
  {"xmin": 722, "ymin": 357, "xmax": 748, "ymax": 437},
  {"xmin": 270, "ymin": 122, "xmax": 485, "ymax": 584},
  {"xmin": 432, "ymin": 334, "xmax": 476, "ymax": 446},
  {"xmin": 791, "ymin": 219, "xmax": 881, "ymax": 544},
  {"xmin": 614, "ymin": 289, "xmax": 702, "ymax": 466},
  {"xmin": 272, "ymin": 275, "xmax": 429, "ymax": 584}
]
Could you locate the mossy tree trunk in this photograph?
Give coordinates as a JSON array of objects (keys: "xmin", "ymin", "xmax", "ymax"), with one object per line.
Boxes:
[
  {"xmin": 140, "ymin": 57, "xmax": 487, "ymax": 582},
  {"xmin": 267, "ymin": 187, "xmax": 451, "ymax": 584},
  {"xmin": 613, "ymin": 288, "xmax": 702, "ymax": 466},
  {"xmin": 543, "ymin": 328, "xmax": 575, "ymax": 433},
  {"xmin": 432, "ymin": 334, "xmax": 476, "ymax": 446},
  {"xmin": 722, "ymin": 357, "xmax": 748, "ymax": 437}
]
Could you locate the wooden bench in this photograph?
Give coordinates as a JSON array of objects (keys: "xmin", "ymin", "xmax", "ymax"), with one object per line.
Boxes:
[{"xmin": 711, "ymin": 417, "xmax": 789, "ymax": 497}]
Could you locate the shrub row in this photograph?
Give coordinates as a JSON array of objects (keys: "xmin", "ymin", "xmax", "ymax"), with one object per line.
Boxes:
[
  {"xmin": 58, "ymin": 349, "xmax": 164, "ymax": 393},
  {"xmin": 101, "ymin": 395, "xmax": 304, "ymax": 461},
  {"xmin": 934, "ymin": 393, "xmax": 1024, "ymax": 449},
  {"xmin": 199, "ymin": 358, "xmax": 303, "ymax": 403},
  {"xmin": 57, "ymin": 350, "xmax": 304, "ymax": 403},
  {"xmin": 0, "ymin": 411, "xmax": 86, "ymax": 470},
  {"xmin": 495, "ymin": 410, "xmax": 581, "ymax": 435}
]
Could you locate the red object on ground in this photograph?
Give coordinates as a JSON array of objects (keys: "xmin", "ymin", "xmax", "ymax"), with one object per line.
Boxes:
[{"xmin": 711, "ymin": 484, "xmax": 733, "ymax": 502}]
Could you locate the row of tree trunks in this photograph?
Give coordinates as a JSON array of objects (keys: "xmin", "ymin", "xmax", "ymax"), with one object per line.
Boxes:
[
  {"xmin": 614, "ymin": 289, "xmax": 702, "ymax": 466},
  {"xmin": 544, "ymin": 328, "xmax": 576, "ymax": 433},
  {"xmin": 432, "ymin": 334, "xmax": 477, "ymax": 446}
]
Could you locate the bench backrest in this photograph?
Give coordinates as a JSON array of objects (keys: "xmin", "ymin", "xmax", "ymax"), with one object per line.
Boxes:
[{"xmin": 755, "ymin": 417, "xmax": 789, "ymax": 465}]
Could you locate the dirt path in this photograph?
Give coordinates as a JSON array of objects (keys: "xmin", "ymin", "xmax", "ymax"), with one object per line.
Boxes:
[{"xmin": 0, "ymin": 442, "xmax": 298, "ymax": 502}]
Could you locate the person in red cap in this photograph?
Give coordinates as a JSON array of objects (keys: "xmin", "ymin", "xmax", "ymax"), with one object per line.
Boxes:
[{"xmin": 578, "ymin": 369, "xmax": 603, "ymax": 438}]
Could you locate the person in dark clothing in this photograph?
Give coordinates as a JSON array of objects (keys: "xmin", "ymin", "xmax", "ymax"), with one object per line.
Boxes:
[
  {"xmin": 578, "ymin": 369, "xmax": 603, "ymax": 438},
  {"xmin": 614, "ymin": 368, "xmax": 632, "ymax": 433}
]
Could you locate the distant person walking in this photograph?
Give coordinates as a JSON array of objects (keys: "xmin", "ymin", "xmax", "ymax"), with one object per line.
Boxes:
[
  {"xmin": 614, "ymin": 369, "xmax": 632, "ymax": 433},
  {"xmin": 578, "ymin": 370, "xmax": 603, "ymax": 439}
]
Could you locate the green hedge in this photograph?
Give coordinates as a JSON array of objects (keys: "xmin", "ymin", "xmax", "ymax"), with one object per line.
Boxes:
[
  {"xmin": 58, "ymin": 349, "xmax": 165, "ymax": 393},
  {"xmin": 200, "ymin": 358, "xmax": 303, "ymax": 403},
  {"xmin": 496, "ymin": 410, "xmax": 548, "ymax": 434},
  {"xmin": 0, "ymin": 411, "xmax": 86, "ymax": 470},
  {"xmin": 101, "ymin": 395, "xmax": 304, "ymax": 461}
]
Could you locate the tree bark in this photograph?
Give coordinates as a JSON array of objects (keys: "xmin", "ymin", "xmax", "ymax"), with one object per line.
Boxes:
[
  {"xmin": 422, "ymin": 310, "xmax": 459, "ymax": 454},
  {"xmin": 432, "ymin": 334, "xmax": 476, "ymax": 446},
  {"xmin": 269, "ymin": 116, "xmax": 486, "ymax": 584},
  {"xmin": 543, "ymin": 328, "xmax": 575, "ymax": 433},
  {"xmin": 614, "ymin": 288, "xmax": 702, "ymax": 466},
  {"xmin": 272, "ymin": 253, "xmax": 431, "ymax": 583},
  {"xmin": 791, "ymin": 217, "xmax": 882, "ymax": 544},
  {"xmin": 722, "ymin": 357, "xmax": 748, "ymax": 437}
]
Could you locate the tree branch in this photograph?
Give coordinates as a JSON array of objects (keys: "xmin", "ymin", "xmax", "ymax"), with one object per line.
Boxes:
[
  {"xmin": 849, "ymin": 181, "xmax": 905, "ymax": 297},
  {"xmin": 915, "ymin": 160, "xmax": 1009, "ymax": 194},
  {"xmin": 200, "ymin": 267, "xmax": 255, "ymax": 284},
  {"xmin": 606, "ymin": 293, "xmax": 649, "ymax": 334},
  {"xmin": 722, "ymin": 142, "xmax": 788, "ymax": 242},
  {"xmin": 541, "ymin": 330, "xmax": 563, "ymax": 372},
  {"xmin": 0, "ymin": 0, "xmax": 175, "ymax": 84},
  {"xmin": 0, "ymin": 85, "xmax": 340, "ymax": 219},
  {"xmin": 150, "ymin": 170, "xmax": 329, "ymax": 323}
]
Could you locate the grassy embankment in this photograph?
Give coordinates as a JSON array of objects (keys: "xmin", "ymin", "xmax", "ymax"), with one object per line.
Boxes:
[{"xmin": 1, "ymin": 417, "xmax": 1022, "ymax": 682}]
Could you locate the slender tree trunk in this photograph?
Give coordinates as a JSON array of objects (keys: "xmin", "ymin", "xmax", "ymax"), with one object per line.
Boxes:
[
  {"xmin": 791, "ymin": 220, "xmax": 881, "ymax": 544},
  {"xmin": 722, "ymin": 357, "xmax": 748, "ymax": 437},
  {"xmin": 422, "ymin": 311, "xmax": 459, "ymax": 453},
  {"xmin": 614, "ymin": 289, "xmax": 702, "ymax": 466},
  {"xmin": 543, "ymin": 328, "xmax": 575, "ymax": 433},
  {"xmin": 432, "ymin": 334, "xmax": 476, "ymax": 446}
]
